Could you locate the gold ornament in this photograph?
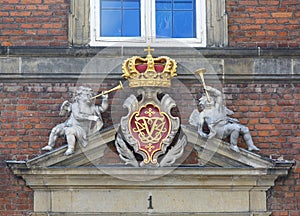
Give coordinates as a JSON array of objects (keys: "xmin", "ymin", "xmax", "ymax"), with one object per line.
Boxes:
[{"xmin": 122, "ymin": 45, "xmax": 177, "ymax": 88}]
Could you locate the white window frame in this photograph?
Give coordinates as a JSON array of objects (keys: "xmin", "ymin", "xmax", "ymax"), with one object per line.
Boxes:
[{"xmin": 90, "ymin": 0, "xmax": 206, "ymax": 47}]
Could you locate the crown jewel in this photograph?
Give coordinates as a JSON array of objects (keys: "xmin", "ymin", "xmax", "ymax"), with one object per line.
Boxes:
[{"xmin": 122, "ymin": 46, "xmax": 177, "ymax": 88}]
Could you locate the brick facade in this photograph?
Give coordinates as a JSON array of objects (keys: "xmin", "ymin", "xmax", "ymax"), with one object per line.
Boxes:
[
  {"xmin": 0, "ymin": 0, "xmax": 299, "ymax": 47},
  {"xmin": 227, "ymin": 0, "xmax": 300, "ymax": 48},
  {"xmin": 1, "ymin": 80, "xmax": 300, "ymax": 215},
  {"xmin": 0, "ymin": 0, "xmax": 69, "ymax": 46}
]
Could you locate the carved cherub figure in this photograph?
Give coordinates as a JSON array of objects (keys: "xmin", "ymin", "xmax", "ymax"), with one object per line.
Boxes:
[
  {"xmin": 189, "ymin": 86, "xmax": 259, "ymax": 152},
  {"xmin": 42, "ymin": 86, "xmax": 108, "ymax": 155}
]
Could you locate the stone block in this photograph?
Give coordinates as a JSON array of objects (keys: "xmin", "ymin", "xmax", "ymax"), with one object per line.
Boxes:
[
  {"xmin": 0, "ymin": 57, "xmax": 20, "ymax": 74},
  {"xmin": 254, "ymin": 59, "xmax": 292, "ymax": 75},
  {"xmin": 52, "ymin": 190, "xmax": 72, "ymax": 212},
  {"xmin": 293, "ymin": 59, "xmax": 300, "ymax": 75},
  {"xmin": 48, "ymin": 188, "xmax": 249, "ymax": 213},
  {"xmin": 34, "ymin": 190, "xmax": 51, "ymax": 212},
  {"xmin": 224, "ymin": 58, "xmax": 254, "ymax": 77},
  {"xmin": 250, "ymin": 190, "xmax": 267, "ymax": 211},
  {"xmin": 21, "ymin": 57, "xmax": 90, "ymax": 74}
]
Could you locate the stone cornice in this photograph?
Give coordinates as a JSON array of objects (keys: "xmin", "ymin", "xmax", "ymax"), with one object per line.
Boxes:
[
  {"xmin": 1, "ymin": 53, "xmax": 300, "ymax": 83},
  {"xmin": 1, "ymin": 46, "xmax": 300, "ymax": 58},
  {"xmin": 7, "ymin": 163, "xmax": 293, "ymax": 190}
]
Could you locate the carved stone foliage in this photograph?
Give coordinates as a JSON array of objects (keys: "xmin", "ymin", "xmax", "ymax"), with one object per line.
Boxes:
[{"xmin": 116, "ymin": 88, "xmax": 187, "ymax": 167}]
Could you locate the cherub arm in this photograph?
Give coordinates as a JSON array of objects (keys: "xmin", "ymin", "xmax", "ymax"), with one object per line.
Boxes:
[
  {"xmin": 189, "ymin": 110, "xmax": 209, "ymax": 139},
  {"xmin": 96, "ymin": 93, "xmax": 108, "ymax": 113},
  {"xmin": 205, "ymin": 86, "xmax": 223, "ymax": 111}
]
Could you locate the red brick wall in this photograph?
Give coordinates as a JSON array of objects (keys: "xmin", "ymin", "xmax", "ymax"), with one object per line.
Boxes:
[
  {"xmin": 0, "ymin": 0, "xmax": 299, "ymax": 47},
  {"xmin": 0, "ymin": 0, "xmax": 69, "ymax": 46},
  {"xmin": 0, "ymin": 81, "xmax": 114, "ymax": 215},
  {"xmin": 225, "ymin": 83, "xmax": 300, "ymax": 216},
  {"xmin": 0, "ymin": 81, "xmax": 299, "ymax": 215},
  {"xmin": 0, "ymin": 83, "xmax": 71, "ymax": 215},
  {"xmin": 227, "ymin": 0, "xmax": 300, "ymax": 48}
]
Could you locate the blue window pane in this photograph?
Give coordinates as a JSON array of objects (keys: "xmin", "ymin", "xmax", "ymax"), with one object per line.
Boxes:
[
  {"xmin": 156, "ymin": 11, "xmax": 172, "ymax": 38},
  {"xmin": 101, "ymin": 0, "xmax": 121, "ymax": 9},
  {"xmin": 174, "ymin": 11, "xmax": 195, "ymax": 37},
  {"xmin": 123, "ymin": 10, "xmax": 140, "ymax": 36},
  {"xmin": 101, "ymin": 10, "xmax": 122, "ymax": 36},
  {"xmin": 100, "ymin": 0, "xmax": 141, "ymax": 37},
  {"xmin": 156, "ymin": 0, "xmax": 171, "ymax": 10},
  {"xmin": 173, "ymin": 0, "xmax": 193, "ymax": 10},
  {"xmin": 156, "ymin": 0, "xmax": 196, "ymax": 38},
  {"xmin": 123, "ymin": 0, "xmax": 140, "ymax": 9}
]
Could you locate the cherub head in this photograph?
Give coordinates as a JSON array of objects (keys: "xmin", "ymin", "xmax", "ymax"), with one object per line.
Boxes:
[
  {"xmin": 199, "ymin": 93, "xmax": 214, "ymax": 109},
  {"xmin": 74, "ymin": 86, "xmax": 94, "ymax": 105}
]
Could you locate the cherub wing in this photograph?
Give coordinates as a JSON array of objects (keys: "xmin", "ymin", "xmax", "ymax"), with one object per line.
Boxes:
[
  {"xmin": 59, "ymin": 100, "xmax": 71, "ymax": 116},
  {"xmin": 189, "ymin": 109, "xmax": 201, "ymax": 127}
]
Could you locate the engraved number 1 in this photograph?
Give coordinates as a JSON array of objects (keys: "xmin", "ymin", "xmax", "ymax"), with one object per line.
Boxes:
[{"xmin": 148, "ymin": 195, "xmax": 153, "ymax": 209}]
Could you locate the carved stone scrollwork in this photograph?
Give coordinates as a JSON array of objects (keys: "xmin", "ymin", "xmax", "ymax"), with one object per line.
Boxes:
[{"xmin": 116, "ymin": 88, "xmax": 187, "ymax": 167}]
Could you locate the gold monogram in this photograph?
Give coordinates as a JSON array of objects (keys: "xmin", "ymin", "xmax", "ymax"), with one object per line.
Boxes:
[
  {"xmin": 133, "ymin": 116, "xmax": 167, "ymax": 146},
  {"xmin": 129, "ymin": 103, "xmax": 171, "ymax": 164}
]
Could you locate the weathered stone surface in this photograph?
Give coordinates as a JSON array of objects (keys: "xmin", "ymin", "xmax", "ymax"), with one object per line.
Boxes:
[
  {"xmin": 68, "ymin": 0, "xmax": 90, "ymax": 46},
  {"xmin": 254, "ymin": 59, "xmax": 292, "ymax": 75},
  {"xmin": 40, "ymin": 188, "xmax": 249, "ymax": 213},
  {"xmin": 293, "ymin": 59, "xmax": 300, "ymax": 75},
  {"xmin": 7, "ymin": 125, "xmax": 293, "ymax": 216},
  {"xmin": 206, "ymin": 0, "xmax": 228, "ymax": 47},
  {"xmin": 177, "ymin": 58, "xmax": 224, "ymax": 76},
  {"xmin": 21, "ymin": 57, "xmax": 90, "ymax": 74},
  {"xmin": 9, "ymin": 165, "xmax": 290, "ymax": 215},
  {"xmin": 0, "ymin": 57, "xmax": 20, "ymax": 74},
  {"xmin": 224, "ymin": 58, "xmax": 254, "ymax": 77}
]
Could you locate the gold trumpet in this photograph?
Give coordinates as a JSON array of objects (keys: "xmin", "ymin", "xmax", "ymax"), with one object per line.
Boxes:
[
  {"xmin": 91, "ymin": 81, "xmax": 123, "ymax": 99},
  {"xmin": 195, "ymin": 68, "xmax": 211, "ymax": 103}
]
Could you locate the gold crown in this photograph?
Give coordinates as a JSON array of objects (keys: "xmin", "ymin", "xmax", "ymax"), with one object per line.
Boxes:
[{"xmin": 122, "ymin": 46, "xmax": 177, "ymax": 88}]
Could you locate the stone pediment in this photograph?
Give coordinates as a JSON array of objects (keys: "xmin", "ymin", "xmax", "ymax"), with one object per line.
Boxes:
[
  {"xmin": 20, "ymin": 125, "xmax": 275, "ymax": 169},
  {"xmin": 7, "ymin": 125, "xmax": 294, "ymax": 216}
]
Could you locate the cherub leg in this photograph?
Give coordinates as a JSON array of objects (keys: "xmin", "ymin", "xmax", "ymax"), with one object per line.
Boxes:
[
  {"xmin": 42, "ymin": 124, "xmax": 64, "ymax": 151},
  {"xmin": 229, "ymin": 130, "xmax": 240, "ymax": 152},
  {"xmin": 224, "ymin": 124, "xmax": 240, "ymax": 152},
  {"xmin": 64, "ymin": 127, "xmax": 76, "ymax": 156},
  {"xmin": 240, "ymin": 126, "xmax": 260, "ymax": 151}
]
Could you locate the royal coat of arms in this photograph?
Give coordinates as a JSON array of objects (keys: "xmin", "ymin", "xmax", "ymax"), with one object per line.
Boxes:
[{"xmin": 115, "ymin": 47, "xmax": 187, "ymax": 167}]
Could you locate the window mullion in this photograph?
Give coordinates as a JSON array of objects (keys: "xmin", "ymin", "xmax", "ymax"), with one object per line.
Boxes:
[
  {"xmin": 141, "ymin": 0, "xmax": 146, "ymax": 40},
  {"xmin": 150, "ymin": 0, "xmax": 156, "ymax": 42}
]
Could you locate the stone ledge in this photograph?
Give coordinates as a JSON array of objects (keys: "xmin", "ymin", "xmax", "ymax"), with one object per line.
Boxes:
[
  {"xmin": 1, "ymin": 46, "xmax": 300, "ymax": 58},
  {"xmin": 30, "ymin": 212, "xmax": 271, "ymax": 216},
  {"xmin": 1, "ymin": 55, "xmax": 300, "ymax": 82}
]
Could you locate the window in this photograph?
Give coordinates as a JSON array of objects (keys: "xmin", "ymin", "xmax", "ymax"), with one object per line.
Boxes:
[{"xmin": 90, "ymin": 0, "xmax": 207, "ymax": 47}]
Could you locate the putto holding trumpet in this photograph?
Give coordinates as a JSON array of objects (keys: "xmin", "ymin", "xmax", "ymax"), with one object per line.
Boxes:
[
  {"xmin": 189, "ymin": 69, "xmax": 259, "ymax": 152},
  {"xmin": 42, "ymin": 83, "xmax": 123, "ymax": 155}
]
